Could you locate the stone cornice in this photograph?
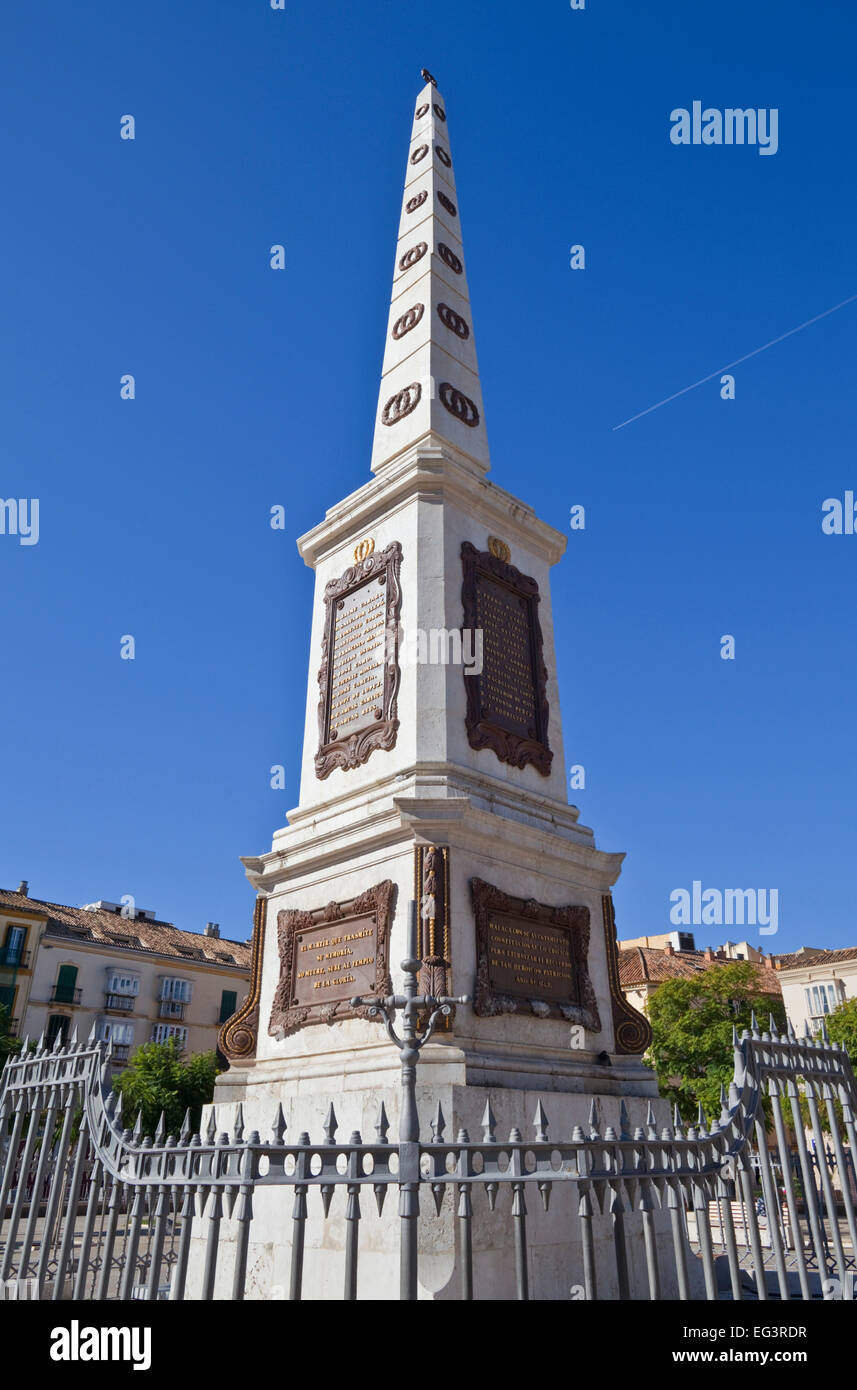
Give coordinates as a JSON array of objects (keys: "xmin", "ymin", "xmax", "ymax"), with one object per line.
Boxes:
[{"xmin": 297, "ymin": 439, "xmax": 567, "ymax": 571}]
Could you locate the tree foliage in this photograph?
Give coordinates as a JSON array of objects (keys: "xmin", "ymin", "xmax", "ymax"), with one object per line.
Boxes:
[
  {"xmin": 826, "ymin": 997, "xmax": 857, "ymax": 1058},
  {"xmin": 0, "ymin": 1004, "xmax": 22, "ymax": 1073},
  {"xmin": 112, "ymin": 1038, "xmax": 220, "ymax": 1138},
  {"xmin": 647, "ymin": 961, "xmax": 786, "ymax": 1122}
]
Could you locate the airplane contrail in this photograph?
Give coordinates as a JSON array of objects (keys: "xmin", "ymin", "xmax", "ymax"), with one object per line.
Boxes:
[{"xmin": 613, "ymin": 291, "xmax": 857, "ymax": 431}]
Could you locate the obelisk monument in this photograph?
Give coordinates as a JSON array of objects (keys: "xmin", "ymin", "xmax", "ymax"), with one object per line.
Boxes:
[{"xmin": 213, "ymin": 74, "xmax": 657, "ymax": 1299}]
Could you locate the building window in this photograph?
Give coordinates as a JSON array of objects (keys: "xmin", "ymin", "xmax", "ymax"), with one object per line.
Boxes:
[
  {"xmin": 106, "ymin": 972, "xmax": 139, "ymax": 996},
  {"xmin": 2, "ymin": 925, "xmax": 26, "ymax": 967},
  {"xmin": 219, "ymin": 990, "xmax": 238, "ymax": 1024},
  {"xmin": 159, "ymin": 978, "xmax": 192, "ymax": 1003},
  {"xmin": 52, "ymin": 964, "xmax": 80, "ymax": 1005},
  {"xmin": 0, "ymin": 985, "xmax": 16, "ymax": 1014},
  {"xmin": 97, "ymin": 1020, "xmax": 134, "ymax": 1046},
  {"xmin": 805, "ymin": 982, "xmax": 841, "ymax": 1020},
  {"xmin": 46, "ymin": 1014, "xmax": 70, "ymax": 1046},
  {"xmin": 151, "ymin": 1024, "xmax": 188, "ymax": 1047}
]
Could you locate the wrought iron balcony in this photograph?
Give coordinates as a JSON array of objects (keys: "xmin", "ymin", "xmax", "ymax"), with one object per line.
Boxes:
[
  {"xmin": 0, "ymin": 947, "xmax": 30, "ymax": 969},
  {"xmin": 157, "ymin": 999, "xmax": 187, "ymax": 1020},
  {"xmin": 49, "ymin": 985, "xmax": 82, "ymax": 1006},
  {"xmin": 104, "ymin": 992, "xmax": 136, "ymax": 1012}
]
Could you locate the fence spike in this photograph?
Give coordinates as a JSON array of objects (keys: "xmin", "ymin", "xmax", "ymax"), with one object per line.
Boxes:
[
  {"xmin": 374, "ymin": 1184, "xmax": 388, "ymax": 1215},
  {"xmin": 320, "ymin": 1186, "xmax": 334, "ymax": 1217},
  {"xmin": 786, "ymin": 1015, "xmax": 796, "ymax": 1041},
  {"xmin": 618, "ymin": 1100, "xmax": 631, "ymax": 1140},
  {"xmin": 431, "ymin": 1102, "xmax": 446, "ymax": 1142},
  {"xmin": 485, "ymin": 1182, "xmax": 498, "ymax": 1212},
  {"xmin": 533, "ymin": 1099, "xmax": 549, "ymax": 1142},
  {"xmin": 52, "ymin": 1027, "xmax": 63, "ymax": 1053},
  {"xmin": 35, "ymin": 1030, "xmax": 45, "ymax": 1054},
  {"xmin": 539, "ymin": 1181, "xmax": 552, "ymax": 1212},
  {"xmin": 432, "ymin": 1183, "xmax": 445, "ymax": 1215},
  {"xmin": 131, "ymin": 1109, "xmax": 143, "ymax": 1143},
  {"xmin": 481, "ymin": 1099, "xmax": 497, "ymax": 1142},
  {"xmin": 69, "ymin": 1025, "xmax": 79, "ymax": 1048},
  {"xmin": 114, "ymin": 1092, "xmax": 124, "ymax": 1126},
  {"xmin": 154, "ymin": 1111, "xmax": 166, "ymax": 1143},
  {"xmin": 821, "ymin": 1019, "xmax": 830, "ymax": 1043},
  {"xmin": 271, "ymin": 1102, "xmax": 287, "ymax": 1144},
  {"xmin": 206, "ymin": 1108, "xmax": 217, "ymax": 1143},
  {"xmin": 374, "ymin": 1101, "xmax": 390, "ymax": 1143},
  {"xmin": 87, "ymin": 1020, "xmax": 97, "ymax": 1044},
  {"xmin": 233, "ymin": 1103, "xmax": 245, "ymax": 1142},
  {"xmin": 750, "ymin": 1011, "xmax": 760, "ymax": 1038},
  {"xmin": 180, "ymin": 1108, "xmax": 192, "ymax": 1142},
  {"xmin": 719, "ymin": 1084, "xmax": 730, "ymax": 1124},
  {"xmin": 588, "ymin": 1097, "xmax": 600, "ymax": 1138},
  {"xmin": 323, "ymin": 1104, "xmax": 338, "ymax": 1144},
  {"xmin": 645, "ymin": 1100, "xmax": 656, "ymax": 1133}
]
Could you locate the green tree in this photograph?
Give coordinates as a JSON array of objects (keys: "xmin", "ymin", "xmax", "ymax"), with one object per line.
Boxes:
[
  {"xmin": 826, "ymin": 997, "xmax": 857, "ymax": 1057},
  {"xmin": 647, "ymin": 961, "xmax": 786, "ymax": 1122},
  {"xmin": 112, "ymin": 1038, "xmax": 220, "ymax": 1138},
  {"xmin": 0, "ymin": 1003, "xmax": 22, "ymax": 1073}
]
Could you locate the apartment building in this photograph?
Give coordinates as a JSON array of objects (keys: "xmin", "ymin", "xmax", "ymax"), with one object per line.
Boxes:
[
  {"xmin": 0, "ymin": 883, "xmax": 251, "ymax": 1065},
  {"xmin": 773, "ymin": 947, "xmax": 857, "ymax": 1037}
]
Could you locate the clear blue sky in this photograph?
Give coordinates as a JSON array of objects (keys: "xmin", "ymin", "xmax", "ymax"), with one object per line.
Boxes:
[{"xmin": 1, "ymin": 0, "xmax": 854, "ymax": 953}]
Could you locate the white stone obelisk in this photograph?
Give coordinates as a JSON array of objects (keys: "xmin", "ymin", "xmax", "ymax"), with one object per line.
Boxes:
[{"xmin": 207, "ymin": 77, "xmax": 666, "ymax": 1301}]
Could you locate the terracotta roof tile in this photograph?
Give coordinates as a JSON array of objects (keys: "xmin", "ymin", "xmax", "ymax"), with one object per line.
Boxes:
[
  {"xmin": 775, "ymin": 947, "xmax": 857, "ymax": 971},
  {"xmin": 618, "ymin": 946, "xmax": 781, "ymax": 996},
  {"xmin": 0, "ymin": 888, "xmax": 251, "ymax": 969}
]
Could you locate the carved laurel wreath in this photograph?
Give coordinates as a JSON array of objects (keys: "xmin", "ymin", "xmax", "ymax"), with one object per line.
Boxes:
[
  {"xmin": 406, "ymin": 190, "xmax": 428, "ymax": 214},
  {"xmin": 382, "ymin": 383, "xmax": 421, "ymax": 426},
  {"xmin": 392, "ymin": 303, "xmax": 425, "ymax": 340},
  {"xmin": 439, "ymin": 382, "xmax": 479, "ymax": 426},
  {"xmin": 437, "ymin": 303, "xmax": 469, "ymax": 339},
  {"xmin": 438, "ymin": 243, "xmax": 462, "ymax": 274}
]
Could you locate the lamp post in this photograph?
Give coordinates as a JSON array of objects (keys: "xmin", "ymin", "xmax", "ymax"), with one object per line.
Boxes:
[{"xmin": 352, "ymin": 899, "xmax": 469, "ymax": 1299}]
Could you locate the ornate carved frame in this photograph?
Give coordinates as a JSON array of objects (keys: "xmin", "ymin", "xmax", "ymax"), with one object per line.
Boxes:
[
  {"xmin": 460, "ymin": 542, "xmax": 552, "ymax": 776},
  {"xmin": 601, "ymin": 893, "xmax": 652, "ymax": 1055},
  {"xmin": 470, "ymin": 877, "xmax": 600, "ymax": 1029},
  {"xmin": 269, "ymin": 880, "xmax": 395, "ymax": 1039},
  {"xmin": 315, "ymin": 541, "xmax": 402, "ymax": 780},
  {"xmin": 217, "ymin": 894, "xmax": 266, "ymax": 1065}
]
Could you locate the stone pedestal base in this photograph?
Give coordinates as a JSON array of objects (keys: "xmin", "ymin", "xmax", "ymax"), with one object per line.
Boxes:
[{"xmin": 187, "ymin": 1056, "xmax": 702, "ymax": 1301}]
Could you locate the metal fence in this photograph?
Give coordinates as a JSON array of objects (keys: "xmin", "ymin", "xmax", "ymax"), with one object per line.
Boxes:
[{"xmin": 1, "ymin": 939, "xmax": 856, "ymax": 1301}]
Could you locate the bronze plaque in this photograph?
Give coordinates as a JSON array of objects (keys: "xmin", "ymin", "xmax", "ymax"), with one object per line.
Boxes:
[
  {"xmin": 293, "ymin": 913, "xmax": 377, "ymax": 1006},
  {"xmin": 471, "ymin": 878, "xmax": 600, "ymax": 1029},
  {"xmin": 315, "ymin": 542, "xmax": 402, "ymax": 779},
  {"xmin": 461, "ymin": 542, "xmax": 552, "ymax": 776},
  {"xmin": 485, "ymin": 912, "xmax": 575, "ymax": 1003},
  {"xmin": 269, "ymin": 882, "xmax": 394, "ymax": 1038}
]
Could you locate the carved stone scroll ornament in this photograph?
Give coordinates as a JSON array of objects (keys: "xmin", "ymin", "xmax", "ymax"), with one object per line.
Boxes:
[
  {"xmin": 218, "ymin": 894, "xmax": 266, "ymax": 1064},
  {"xmin": 415, "ymin": 845, "xmax": 451, "ymax": 1006},
  {"xmin": 314, "ymin": 541, "xmax": 402, "ymax": 780},
  {"xmin": 601, "ymin": 894, "xmax": 652, "ymax": 1055},
  {"xmin": 460, "ymin": 542, "xmax": 552, "ymax": 776},
  {"xmin": 470, "ymin": 878, "xmax": 600, "ymax": 1030},
  {"xmin": 269, "ymin": 881, "xmax": 395, "ymax": 1039}
]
